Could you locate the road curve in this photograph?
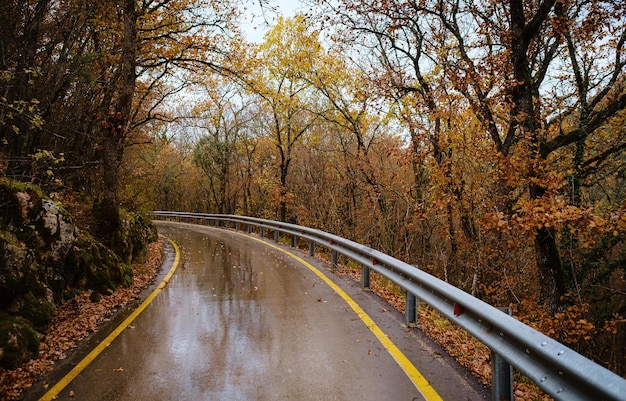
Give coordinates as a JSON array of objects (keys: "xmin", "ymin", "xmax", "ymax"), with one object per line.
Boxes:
[{"xmin": 32, "ymin": 221, "xmax": 488, "ymax": 401}]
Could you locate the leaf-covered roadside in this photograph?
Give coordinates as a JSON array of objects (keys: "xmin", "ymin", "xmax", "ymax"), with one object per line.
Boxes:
[{"xmin": 0, "ymin": 238, "xmax": 166, "ymax": 401}]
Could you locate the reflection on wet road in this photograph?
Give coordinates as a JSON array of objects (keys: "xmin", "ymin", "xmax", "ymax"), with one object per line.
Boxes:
[{"xmin": 48, "ymin": 221, "xmax": 428, "ymax": 400}]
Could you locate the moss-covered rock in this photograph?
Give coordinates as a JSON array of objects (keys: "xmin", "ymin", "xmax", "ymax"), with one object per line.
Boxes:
[
  {"xmin": 0, "ymin": 238, "xmax": 41, "ymax": 307},
  {"xmin": 36, "ymin": 199, "xmax": 77, "ymax": 266},
  {"xmin": 0, "ymin": 178, "xmax": 155, "ymax": 368},
  {"xmin": 65, "ymin": 233, "xmax": 132, "ymax": 294},
  {"xmin": 0, "ymin": 178, "xmax": 47, "ymax": 229},
  {"xmin": 0, "ymin": 314, "xmax": 41, "ymax": 369},
  {"xmin": 0, "ymin": 181, "xmax": 77, "ymax": 303},
  {"xmin": 0, "ymin": 229, "xmax": 54, "ymax": 369},
  {"xmin": 19, "ymin": 292, "xmax": 55, "ymax": 330},
  {"xmin": 114, "ymin": 211, "xmax": 158, "ymax": 265}
]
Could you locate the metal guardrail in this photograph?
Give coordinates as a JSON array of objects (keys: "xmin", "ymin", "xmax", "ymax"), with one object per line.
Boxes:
[{"xmin": 153, "ymin": 211, "xmax": 626, "ymax": 401}]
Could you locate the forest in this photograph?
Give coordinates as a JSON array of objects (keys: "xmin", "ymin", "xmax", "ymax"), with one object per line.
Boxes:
[{"xmin": 1, "ymin": 0, "xmax": 625, "ymax": 394}]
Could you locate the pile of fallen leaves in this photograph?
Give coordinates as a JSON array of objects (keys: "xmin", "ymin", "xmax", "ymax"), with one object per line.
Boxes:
[
  {"xmin": 334, "ymin": 265, "xmax": 553, "ymax": 401},
  {"xmin": 0, "ymin": 238, "xmax": 166, "ymax": 401}
]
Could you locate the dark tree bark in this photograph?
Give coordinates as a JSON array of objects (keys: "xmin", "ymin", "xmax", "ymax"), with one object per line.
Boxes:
[
  {"xmin": 508, "ymin": 0, "xmax": 567, "ymax": 312},
  {"xmin": 100, "ymin": 0, "xmax": 137, "ymax": 242}
]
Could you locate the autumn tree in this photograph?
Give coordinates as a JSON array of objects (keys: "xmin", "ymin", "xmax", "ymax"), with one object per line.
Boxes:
[
  {"xmin": 99, "ymin": 0, "xmax": 246, "ymax": 244},
  {"xmin": 313, "ymin": 0, "xmax": 626, "ymax": 313},
  {"xmin": 125, "ymin": 121, "xmax": 212, "ymax": 212},
  {"xmin": 239, "ymin": 15, "xmax": 325, "ymax": 222},
  {"xmin": 307, "ymin": 0, "xmax": 488, "ymax": 288},
  {"xmin": 191, "ymin": 81, "xmax": 260, "ymax": 214},
  {"xmin": 1, "ymin": 0, "xmax": 106, "ymax": 180},
  {"xmin": 301, "ymin": 40, "xmax": 411, "ymax": 254},
  {"xmin": 1, "ymin": 0, "xmax": 244, "ymax": 245}
]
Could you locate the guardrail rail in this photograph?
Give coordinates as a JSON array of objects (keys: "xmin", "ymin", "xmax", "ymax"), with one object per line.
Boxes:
[{"xmin": 153, "ymin": 211, "xmax": 626, "ymax": 401}]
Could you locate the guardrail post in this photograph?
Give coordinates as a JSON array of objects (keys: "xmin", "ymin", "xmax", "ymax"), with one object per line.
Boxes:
[
  {"xmin": 405, "ymin": 291, "xmax": 418, "ymax": 327},
  {"xmin": 309, "ymin": 240, "xmax": 315, "ymax": 256},
  {"xmin": 492, "ymin": 307, "xmax": 513, "ymax": 401},
  {"xmin": 291, "ymin": 234, "xmax": 297, "ymax": 247},
  {"xmin": 361, "ymin": 263, "xmax": 370, "ymax": 290},
  {"xmin": 236, "ymin": 222, "xmax": 240, "ymax": 230},
  {"xmin": 226, "ymin": 221, "xmax": 231, "ymax": 229},
  {"xmin": 274, "ymin": 229, "xmax": 280, "ymax": 242},
  {"xmin": 248, "ymin": 224, "xmax": 252, "ymax": 233},
  {"xmin": 331, "ymin": 250, "xmax": 338, "ymax": 269},
  {"xmin": 260, "ymin": 227, "xmax": 265, "ymax": 237}
]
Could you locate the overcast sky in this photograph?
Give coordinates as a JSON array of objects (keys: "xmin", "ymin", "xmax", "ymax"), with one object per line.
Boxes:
[{"xmin": 240, "ymin": 0, "xmax": 307, "ymax": 43}]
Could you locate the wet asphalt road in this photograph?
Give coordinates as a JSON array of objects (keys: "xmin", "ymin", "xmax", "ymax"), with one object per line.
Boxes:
[{"xmin": 35, "ymin": 221, "xmax": 488, "ymax": 401}]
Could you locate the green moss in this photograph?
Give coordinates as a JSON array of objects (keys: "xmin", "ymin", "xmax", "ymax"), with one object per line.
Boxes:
[
  {"xmin": 64, "ymin": 233, "xmax": 131, "ymax": 293},
  {"xmin": 91, "ymin": 198, "xmax": 105, "ymax": 221},
  {"xmin": 62, "ymin": 288, "xmax": 79, "ymax": 301},
  {"xmin": 0, "ymin": 177, "xmax": 47, "ymax": 203},
  {"xmin": 0, "ymin": 314, "xmax": 41, "ymax": 369},
  {"xmin": 89, "ymin": 290, "xmax": 101, "ymax": 303},
  {"xmin": 0, "ymin": 241, "xmax": 40, "ymax": 306},
  {"xmin": 20, "ymin": 292, "xmax": 54, "ymax": 328},
  {"xmin": 121, "ymin": 266, "xmax": 133, "ymax": 287},
  {"xmin": 0, "ymin": 178, "xmax": 47, "ymax": 230},
  {"xmin": 91, "ymin": 258, "xmax": 115, "ymax": 293},
  {"xmin": 113, "ymin": 210, "xmax": 157, "ymax": 265}
]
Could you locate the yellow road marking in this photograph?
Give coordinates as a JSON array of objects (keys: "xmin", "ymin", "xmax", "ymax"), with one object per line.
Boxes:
[
  {"xmin": 39, "ymin": 237, "xmax": 181, "ymax": 401},
  {"xmin": 241, "ymin": 233, "xmax": 443, "ymax": 401}
]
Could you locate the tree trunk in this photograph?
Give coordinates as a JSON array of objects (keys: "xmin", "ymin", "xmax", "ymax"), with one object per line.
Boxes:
[
  {"xmin": 278, "ymin": 141, "xmax": 291, "ymax": 222},
  {"xmin": 100, "ymin": 134, "xmax": 124, "ymax": 238},
  {"xmin": 221, "ymin": 153, "xmax": 229, "ymax": 214},
  {"xmin": 508, "ymin": 0, "xmax": 565, "ymax": 312},
  {"xmin": 279, "ymin": 166, "xmax": 288, "ymax": 222},
  {"xmin": 446, "ymin": 201, "xmax": 460, "ymax": 285},
  {"xmin": 530, "ymin": 180, "xmax": 566, "ymax": 312},
  {"xmin": 100, "ymin": 0, "xmax": 136, "ymax": 242},
  {"xmin": 534, "ymin": 225, "xmax": 566, "ymax": 313}
]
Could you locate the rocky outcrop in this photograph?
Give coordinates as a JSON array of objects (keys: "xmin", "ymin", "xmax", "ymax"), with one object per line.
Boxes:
[
  {"xmin": 116, "ymin": 211, "xmax": 158, "ymax": 265},
  {"xmin": 0, "ymin": 178, "xmax": 155, "ymax": 369}
]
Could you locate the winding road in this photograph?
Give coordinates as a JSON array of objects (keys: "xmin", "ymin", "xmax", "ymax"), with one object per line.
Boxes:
[{"xmin": 30, "ymin": 221, "xmax": 488, "ymax": 401}]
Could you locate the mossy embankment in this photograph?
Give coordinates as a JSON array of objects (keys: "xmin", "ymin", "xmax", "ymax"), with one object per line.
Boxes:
[{"xmin": 0, "ymin": 178, "xmax": 156, "ymax": 369}]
